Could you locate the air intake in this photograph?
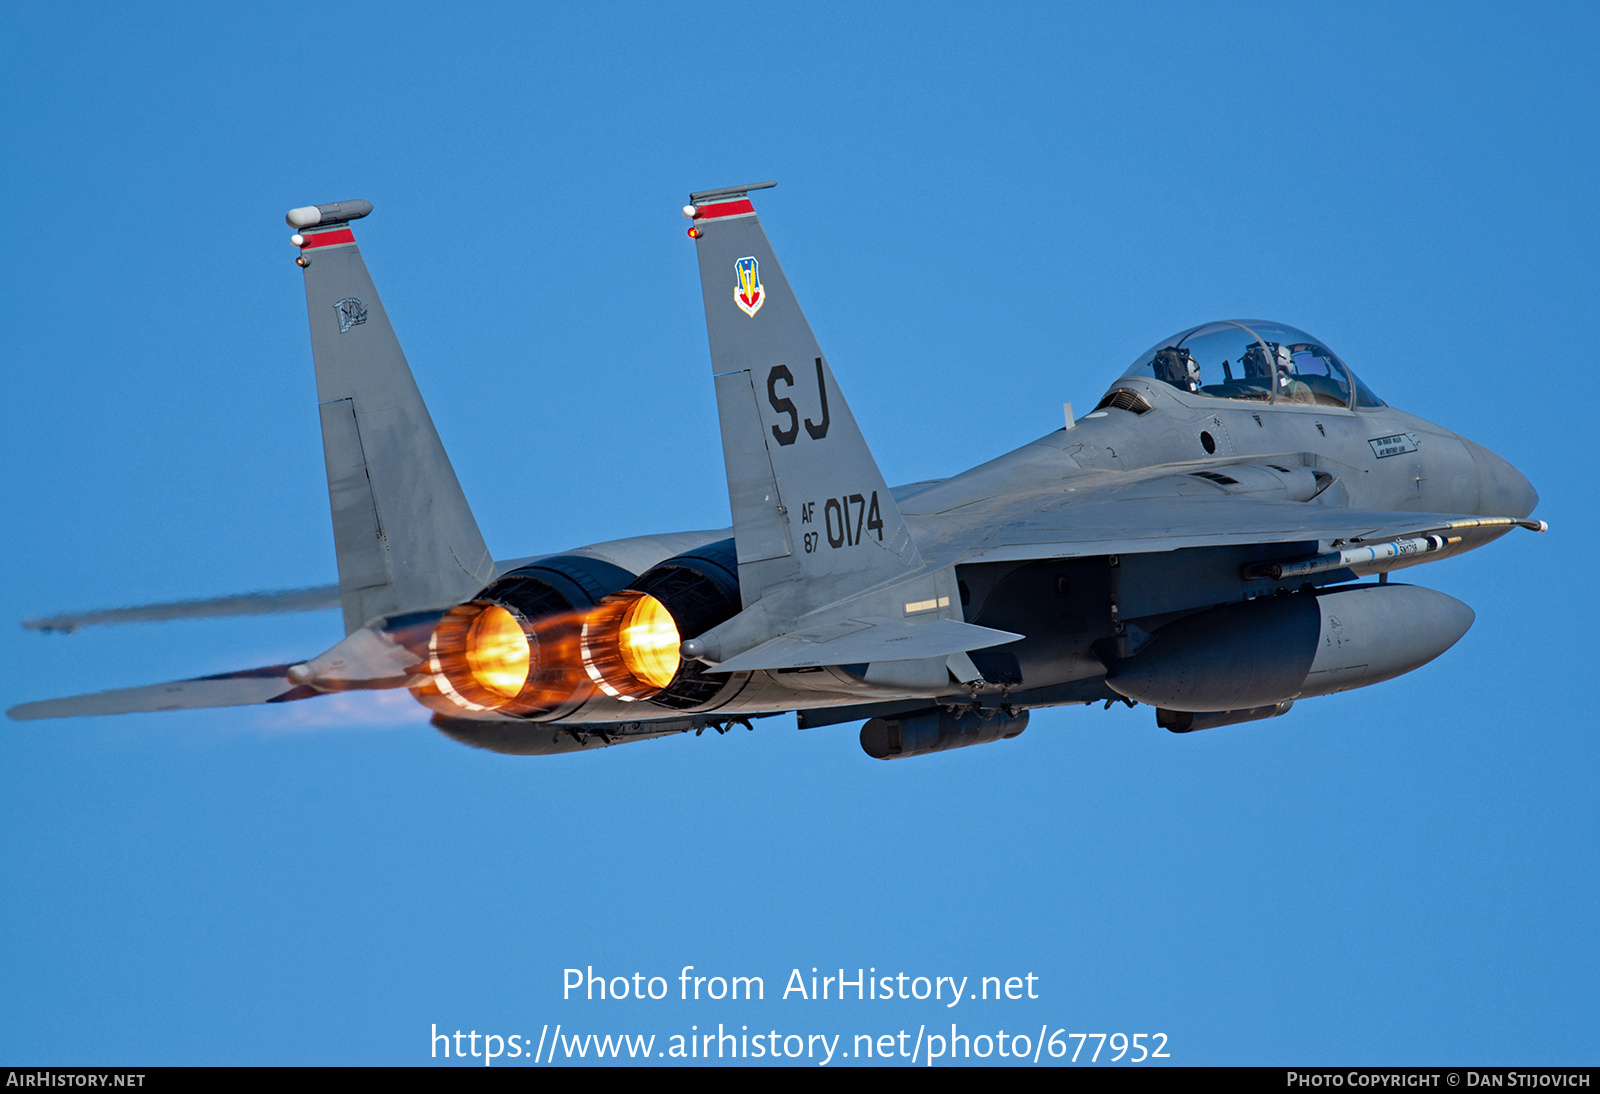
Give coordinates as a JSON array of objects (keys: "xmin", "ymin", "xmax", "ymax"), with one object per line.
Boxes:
[{"xmin": 1095, "ymin": 389, "xmax": 1153, "ymax": 415}]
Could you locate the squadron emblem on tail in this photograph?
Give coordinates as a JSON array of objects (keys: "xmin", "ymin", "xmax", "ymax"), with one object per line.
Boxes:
[
  {"xmin": 333, "ymin": 297, "xmax": 368, "ymax": 333},
  {"xmin": 734, "ymin": 257, "xmax": 764, "ymax": 317}
]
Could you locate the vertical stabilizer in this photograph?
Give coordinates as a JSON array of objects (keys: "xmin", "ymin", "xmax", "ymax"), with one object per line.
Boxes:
[
  {"xmin": 688, "ymin": 183, "xmax": 922, "ymax": 625},
  {"xmin": 290, "ymin": 201, "xmax": 494, "ymax": 632}
]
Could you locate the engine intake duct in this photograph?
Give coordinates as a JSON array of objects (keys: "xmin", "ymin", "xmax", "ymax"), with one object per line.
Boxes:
[
  {"xmin": 581, "ymin": 539, "xmax": 743, "ymax": 708},
  {"xmin": 423, "ymin": 555, "xmax": 635, "ymax": 715},
  {"xmin": 860, "ymin": 707, "xmax": 1029, "ymax": 760}
]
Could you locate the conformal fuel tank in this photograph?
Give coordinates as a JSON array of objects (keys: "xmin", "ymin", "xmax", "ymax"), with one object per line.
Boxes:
[{"xmin": 1106, "ymin": 584, "xmax": 1474, "ymax": 712}]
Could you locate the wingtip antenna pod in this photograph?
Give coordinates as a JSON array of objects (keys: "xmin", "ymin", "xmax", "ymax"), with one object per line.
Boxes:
[
  {"xmin": 684, "ymin": 183, "xmax": 777, "ymax": 236},
  {"xmin": 687, "ymin": 181, "xmax": 777, "ymax": 206},
  {"xmin": 285, "ymin": 200, "xmax": 374, "ymax": 229}
]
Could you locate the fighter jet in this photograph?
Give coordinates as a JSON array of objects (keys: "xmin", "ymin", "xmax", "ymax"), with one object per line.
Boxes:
[{"xmin": 9, "ymin": 183, "xmax": 1545, "ymax": 759}]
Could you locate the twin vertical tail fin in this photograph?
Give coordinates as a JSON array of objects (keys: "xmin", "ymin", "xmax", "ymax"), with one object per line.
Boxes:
[
  {"xmin": 290, "ymin": 201, "xmax": 495, "ymax": 633},
  {"xmin": 688, "ymin": 183, "xmax": 923, "ymax": 626},
  {"xmin": 5, "ymin": 203, "xmax": 495, "ymax": 720}
]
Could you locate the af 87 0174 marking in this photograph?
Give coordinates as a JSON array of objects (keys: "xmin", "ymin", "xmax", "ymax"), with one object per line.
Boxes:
[{"xmin": 799, "ymin": 492, "xmax": 884, "ymax": 551}]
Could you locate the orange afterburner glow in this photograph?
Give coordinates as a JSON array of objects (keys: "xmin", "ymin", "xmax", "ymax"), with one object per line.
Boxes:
[
  {"xmin": 581, "ymin": 591, "xmax": 682, "ymax": 701},
  {"xmin": 422, "ymin": 591, "xmax": 685, "ymax": 713},
  {"xmin": 428, "ymin": 601, "xmax": 539, "ymax": 711},
  {"xmin": 618, "ymin": 594, "xmax": 681, "ymax": 688},
  {"xmin": 464, "ymin": 605, "xmax": 530, "ymax": 698}
]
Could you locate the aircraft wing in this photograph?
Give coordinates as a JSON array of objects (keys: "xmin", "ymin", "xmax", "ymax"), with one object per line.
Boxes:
[
  {"xmin": 7, "ymin": 665, "xmax": 318, "ymax": 721},
  {"xmin": 21, "ymin": 586, "xmax": 343, "ymax": 632}
]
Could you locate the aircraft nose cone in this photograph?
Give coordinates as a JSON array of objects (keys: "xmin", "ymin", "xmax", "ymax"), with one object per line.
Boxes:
[{"xmin": 1463, "ymin": 438, "xmax": 1539, "ymax": 518}]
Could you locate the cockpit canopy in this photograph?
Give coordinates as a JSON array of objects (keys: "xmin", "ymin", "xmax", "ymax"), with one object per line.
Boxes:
[{"xmin": 1119, "ymin": 321, "xmax": 1383, "ymax": 409}]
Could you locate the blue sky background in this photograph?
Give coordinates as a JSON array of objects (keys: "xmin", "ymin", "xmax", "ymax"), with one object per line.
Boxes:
[{"xmin": 2, "ymin": 1, "xmax": 1596, "ymax": 1066}]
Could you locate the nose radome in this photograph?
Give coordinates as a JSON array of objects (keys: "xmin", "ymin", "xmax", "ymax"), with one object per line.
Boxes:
[{"xmin": 1462, "ymin": 437, "xmax": 1539, "ymax": 518}]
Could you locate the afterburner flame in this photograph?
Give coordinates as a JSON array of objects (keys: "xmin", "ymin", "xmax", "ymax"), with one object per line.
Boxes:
[
  {"xmin": 465, "ymin": 604, "xmax": 530, "ymax": 698},
  {"xmin": 618, "ymin": 595, "xmax": 681, "ymax": 689},
  {"xmin": 580, "ymin": 591, "xmax": 683, "ymax": 701},
  {"xmin": 422, "ymin": 589, "xmax": 686, "ymax": 714},
  {"xmin": 426, "ymin": 600, "xmax": 544, "ymax": 712}
]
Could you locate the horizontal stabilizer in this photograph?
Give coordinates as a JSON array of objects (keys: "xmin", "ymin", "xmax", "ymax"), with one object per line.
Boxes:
[
  {"xmin": 7, "ymin": 665, "xmax": 317, "ymax": 721},
  {"xmin": 712, "ymin": 618, "xmax": 1021, "ymax": 674},
  {"xmin": 22, "ymin": 585, "xmax": 341, "ymax": 632}
]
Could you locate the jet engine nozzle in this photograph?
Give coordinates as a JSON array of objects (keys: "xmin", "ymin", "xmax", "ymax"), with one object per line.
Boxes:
[
  {"xmin": 427, "ymin": 599, "xmax": 580, "ymax": 714},
  {"xmin": 428, "ymin": 600, "xmax": 532, "ymax": 710},
  {"xmin": 580, "ymin": 538, "xmax": 745, "ymax": 707},
  {"xmin": 580, "ymin": 591, "xmax": 683, "ymax": 701},
  {"xmin": 419, "ymin": 554, "xmax": 639, "ymax": 716},
  {"xmin": 420, "ymin": 539, "xmax": 743, "ymax": 714}
]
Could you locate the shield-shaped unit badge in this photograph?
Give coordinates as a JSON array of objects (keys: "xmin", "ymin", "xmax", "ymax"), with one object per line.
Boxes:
[
  {"xmin": 333, "ymin": 297, "xmax": 368, "ymax": 333},
  {"xmin": 734, "ymin": 257, "xmax": 765, "ymax": 317}
]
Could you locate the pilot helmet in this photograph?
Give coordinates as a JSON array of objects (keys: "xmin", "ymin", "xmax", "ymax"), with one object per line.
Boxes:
[
  {"xmin": 1272, "ymin": 344, "xmax": 1293, "ymax": 387},
  {"xmin": 1152, "ymin": 347, "xmax": 1201, "ymax": 392}
]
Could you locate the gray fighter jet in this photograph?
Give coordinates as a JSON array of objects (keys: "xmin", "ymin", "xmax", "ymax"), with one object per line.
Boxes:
[{"xmin": 9, "ymin": 183, "xmax": 1545, "ymax": 759}]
